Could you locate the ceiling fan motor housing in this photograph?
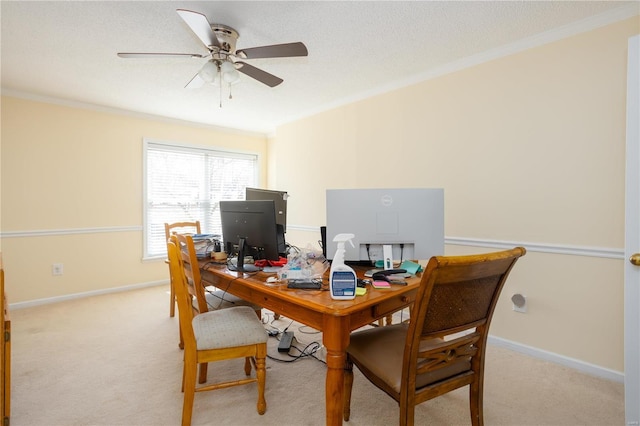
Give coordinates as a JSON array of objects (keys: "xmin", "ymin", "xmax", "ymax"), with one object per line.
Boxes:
[{"xmin": 210, "ymin": 24, "xmax": 239, "ymax": 55}]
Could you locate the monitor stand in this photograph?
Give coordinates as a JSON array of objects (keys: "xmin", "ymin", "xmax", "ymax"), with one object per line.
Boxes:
[
  {"xmin": 383, "ymin": 244, "xmax": 394, "ymax": 270},
  {"xmin": 228, "ymin": 237, "xmax": 260, "ymax": 273}
]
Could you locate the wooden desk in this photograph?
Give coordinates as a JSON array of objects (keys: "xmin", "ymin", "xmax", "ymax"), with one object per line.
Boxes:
[{"xmin": 200, "ymin": 262, "xmax": 420, "ymax": 426}]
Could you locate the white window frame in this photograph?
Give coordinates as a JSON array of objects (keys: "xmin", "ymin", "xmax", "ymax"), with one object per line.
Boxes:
[{"xmin": 142, "ymin": 138, "xmax": 259, "ymax": 260}]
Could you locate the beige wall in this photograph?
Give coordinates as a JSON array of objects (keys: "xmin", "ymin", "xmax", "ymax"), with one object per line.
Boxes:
[
  {"xmin": 270, "ymin": 17, "xmax": 639, "ymax": 372},
  {"xmin": 1, "ymin": 97, "xmax": 268, "ymax": 302}
]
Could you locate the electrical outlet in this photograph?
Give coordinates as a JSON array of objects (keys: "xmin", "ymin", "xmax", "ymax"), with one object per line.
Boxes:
[
  {"xmin": 511, "ymin": 293, "xmax": 527, "ymax": 313},
  {"xmin": 52, "ymin": 263, "xmax": 64, "ymax": 276}
]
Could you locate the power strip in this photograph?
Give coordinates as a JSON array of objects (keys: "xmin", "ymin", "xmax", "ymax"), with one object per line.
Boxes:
[{"xmin": 278, "ymin": 331, "xmax": 294, "ymax": 352}]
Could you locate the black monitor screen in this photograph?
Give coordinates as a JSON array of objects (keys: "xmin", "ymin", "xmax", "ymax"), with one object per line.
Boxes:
[
  {"xmin": 245, "ymin": 187, "xmax": 288, "ymax": 231},
  {"xmin": 245, "ymin": 187, "xmax": 288, "ymax": 253},
  {"xmin": 220, "ymin": 200, "xmax": 280, "ymax": 272}
]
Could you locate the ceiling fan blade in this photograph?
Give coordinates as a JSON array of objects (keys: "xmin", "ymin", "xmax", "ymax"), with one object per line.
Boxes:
[
  {"xmin": 236, "ymin": 62, "xmax": 283, "ymax": 87},
  {"xmin": 236, "ymin": 42, "xmax": 308, "ymax": 59},
  {"xmin": 117, "ymin": 52, "xmax": 206, "ymax": 59},
  {"xmin": 185, "ymin": 73, "xmax": 205, "ymax": 89},
  {"xmin": 176, "ymin": 9, "xmax": 220, "ymax": 50}
]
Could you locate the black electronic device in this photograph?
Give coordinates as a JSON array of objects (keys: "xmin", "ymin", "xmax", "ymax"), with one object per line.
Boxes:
[
  {"xmin": 219, "ymin": 200, "xmax": 281, "ymax": 273},
  {"xmin": 357, "ymin": 279, "xmax": 370, "ymax": 288},
  {"xmin": 278, "ymin": 331, "xmax": 294, "ymax": 352},
  {"xmin": 373, "ymin": 268, "xmax": 408, "ymax": 284},
  {"xmin": 372, "ymin": 273, "xmax": 390, "ymax": 282},
  {"xmin": 320, "ymin": 226, "xmax": 327, "ymax": 258},
  {"xmin": 287, "ymin": 279, "xmax": 322, "ymax": 290},
  {"xmin": 374, "ymin": 268, "xmax": 407, "ymax": 276},
  {"xmin": 246, "ymin": 187, "xmax": 288, "ymax": 255}
]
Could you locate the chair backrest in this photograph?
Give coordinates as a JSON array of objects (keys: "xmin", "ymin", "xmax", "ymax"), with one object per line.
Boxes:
[
  {"xmin": 167, "ymin": 240, "xmax": 197, "ymax": 350},
  {"xmin": 164, "ymin": 221, "xmax": 201, "ymax": 243},
  {"xmin": 0, "ymin": 252, "xmax": 7, "ymax": 424},
  {"xmin": 404, "ymin": 247, "xmax": 526, "ymax": 399},
  {"xmin": 171, "ymin": 234, "xmax": 209, "ymax": 314},
  {"xmin": 1, "ymin": 252, "xmax": 5, "ymax": 343}
]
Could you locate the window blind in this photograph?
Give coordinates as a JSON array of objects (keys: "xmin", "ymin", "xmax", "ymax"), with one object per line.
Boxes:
[{"xmin": 144, "ymin": 141, "xmax": 258, "ymax": 258}]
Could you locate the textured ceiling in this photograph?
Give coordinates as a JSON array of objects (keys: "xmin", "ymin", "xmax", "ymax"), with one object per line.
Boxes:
[{"xmin": 1, "ymin": 1, "xmax": 638, "ymax": 134}]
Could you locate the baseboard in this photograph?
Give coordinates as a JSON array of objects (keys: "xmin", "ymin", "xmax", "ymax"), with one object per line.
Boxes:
[
  {"xmin": 9, "ymin": 279, "xmax": 168, "ymax": 310},
  {"xmin": 488, "ymin": 335, "xmax": 624, "ymax": 383}
]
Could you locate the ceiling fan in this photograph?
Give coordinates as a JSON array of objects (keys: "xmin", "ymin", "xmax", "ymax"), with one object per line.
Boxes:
[{"xmin": 117, "ymin": 9, "xmax": 308, "ymax": 95}]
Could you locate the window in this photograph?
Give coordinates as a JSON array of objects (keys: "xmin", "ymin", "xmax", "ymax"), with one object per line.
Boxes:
[{"xmin": 144, "ymin": 140, "xmax": 258, "ymax": 259}]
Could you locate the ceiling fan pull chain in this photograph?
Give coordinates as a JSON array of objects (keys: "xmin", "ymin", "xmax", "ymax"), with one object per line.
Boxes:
[{"xmin": 229, "ymin": 83, "xmax": 233, "ymax": 100}]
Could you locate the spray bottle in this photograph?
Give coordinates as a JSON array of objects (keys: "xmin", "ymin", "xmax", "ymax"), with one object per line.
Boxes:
[{"xmin": 329, "ymin": 233, "xmax": 357, "ymax": 300}]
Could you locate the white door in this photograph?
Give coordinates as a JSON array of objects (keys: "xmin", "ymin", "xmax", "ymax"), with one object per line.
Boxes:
[{"xmin": 624, "ymin": 34, "xmax": 640, "ymax": 426}]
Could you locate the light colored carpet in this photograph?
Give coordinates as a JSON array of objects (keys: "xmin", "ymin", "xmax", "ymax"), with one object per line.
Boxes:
[{"xmin": 8, "ymin": 285, "xmax": 623, "ymax": 426}]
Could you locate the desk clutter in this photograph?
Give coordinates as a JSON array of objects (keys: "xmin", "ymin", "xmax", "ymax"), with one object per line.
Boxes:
[
  {"xmin": 277, "ymin": 243, "xmax": 328, "ymax": 280},
  {"xmin": 264, "ymin": 265, "xmax": 416, "ymax": 293},
  {"xmin": 188, "ymin": 231, "xmax": 423, "ymax": 288}
]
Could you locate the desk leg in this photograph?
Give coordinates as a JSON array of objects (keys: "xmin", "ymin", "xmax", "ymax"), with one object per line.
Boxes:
[{"xmin": 323, "ymin": 315, "xmax": 349, "ymax": 426}]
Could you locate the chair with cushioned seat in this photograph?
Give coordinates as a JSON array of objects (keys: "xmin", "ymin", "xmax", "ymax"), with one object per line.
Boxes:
[
  {"xmin": 165, "ymin": 221, "xmax": 201, "ymax": 318},
  {"xmin": 173, "ymin": 233, "xmax": 263, "ymax": 383},
  {"xmin": 167, "ymin": 239, "xmax": 267, "ymax": 426},
  {"xmin": 343, "ymin": 247, "xmax": 526, "ymax": 426}
]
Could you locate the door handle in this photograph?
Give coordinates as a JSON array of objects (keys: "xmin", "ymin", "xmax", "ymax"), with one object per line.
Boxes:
[{"xmin": 630, "ymin": 253, "xmax": 640, "ymax": 266}]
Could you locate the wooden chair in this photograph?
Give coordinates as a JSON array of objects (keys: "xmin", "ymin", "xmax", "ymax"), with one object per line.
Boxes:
[
  {"xmin": 167, "ymin": 240, "xmax": 267, "ymax": 426},
  {"xmin": 343, "ymin": 247, "xmax": 526, "ymax": 426},
  {"xmin": 165, "ymin": 221, "xmax": 201, "ymax": 318},
  {"xmin": 173, "ymin": 233, "xmax": 263, "ymax": 382},
  {"xmin": 1, "ymin": 254, "xmax": 10, "ymax": 426}
]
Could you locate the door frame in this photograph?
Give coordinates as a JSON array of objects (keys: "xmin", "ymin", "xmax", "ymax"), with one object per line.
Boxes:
[{"xmin": 624, "ymin": 34, "xmax": 639, "ymax": 426}]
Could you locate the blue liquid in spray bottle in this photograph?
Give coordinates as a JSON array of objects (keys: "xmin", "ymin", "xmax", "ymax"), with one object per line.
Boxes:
[{"xmin": 329, "ymin": 233, "xmax": 357, "ymax": 300}]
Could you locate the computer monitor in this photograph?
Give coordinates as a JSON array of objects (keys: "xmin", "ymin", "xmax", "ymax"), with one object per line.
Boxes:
[
  {"xmin": 325, "ymin": 188, "xmax": 444, "ymax": 264},
  {"xmin": 245, "ymin": 187, "xmax": 288, "ymax": 254},
  {"xmin": 245, "ymin": 187, "xmax": 288, "ymax": 231},
  {"xmin": 219, "ymin": 200, "xmax": 281, "ymax": 272}
]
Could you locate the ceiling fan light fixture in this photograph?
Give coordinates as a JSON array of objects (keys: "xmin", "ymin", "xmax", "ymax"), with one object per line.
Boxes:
[
  {"xmin": 198, "ymin": 60, "xmax": 219, "ymax": 83},
  {"xmin": 220, "ymin": 60, "xmax": 240, "ymax": 84}
]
